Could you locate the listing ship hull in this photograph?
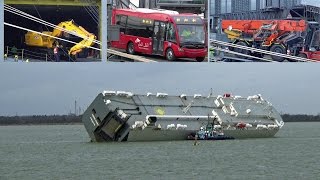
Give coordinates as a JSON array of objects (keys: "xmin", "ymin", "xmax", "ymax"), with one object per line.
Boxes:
[{"xmin": 81, "ymin": 91, "xmax": 284, "ymax": 142}]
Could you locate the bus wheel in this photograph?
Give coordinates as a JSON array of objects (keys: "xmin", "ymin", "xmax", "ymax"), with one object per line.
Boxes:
[
  {"xmin": 127, "ymin": 42, "xmax": 135, "ymax": 54},
  {"xmin": 196, "ymin": 57, "xmax": 205, "ymax": 62},
  {"xmin": 270, "ymin": 44, "xmax": 286, "ymax": 62},
  {"xmin": 297, "ymin": 53, "xmax": 307, "ymax": 61},
  {"xmin": 166, "ymin": 48, "xmax": 176, "ymax": 61}
]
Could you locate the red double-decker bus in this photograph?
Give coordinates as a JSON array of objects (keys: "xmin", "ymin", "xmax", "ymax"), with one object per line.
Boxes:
[{"xmin": 111, "ymin": 8, "xmax": 207, "ymax": 62}]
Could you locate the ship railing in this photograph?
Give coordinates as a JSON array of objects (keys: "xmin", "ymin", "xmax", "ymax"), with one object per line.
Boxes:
[
  {"xmin": 4, "ymin": 46, "xmax": 51, "ymax": 62},
  {"xmin": 146, "ymin": 115, "xmax": 217, "ymax": 120}
]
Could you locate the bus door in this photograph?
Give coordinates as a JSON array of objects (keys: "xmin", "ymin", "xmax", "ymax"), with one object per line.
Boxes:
[{"xmin": 152, "ymin": 21, "xmax": 166, "ymax": 55}]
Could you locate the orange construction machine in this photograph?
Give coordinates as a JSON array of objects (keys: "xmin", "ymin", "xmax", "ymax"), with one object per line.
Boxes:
[{"xmin": 222, "ymin": 19, "xmax": 320, "ymax": 61}]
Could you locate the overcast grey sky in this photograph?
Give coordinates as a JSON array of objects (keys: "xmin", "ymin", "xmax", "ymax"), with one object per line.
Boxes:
[{"xmin": 0, "ymin": 63, "xmax": 319, "ymax": 116}]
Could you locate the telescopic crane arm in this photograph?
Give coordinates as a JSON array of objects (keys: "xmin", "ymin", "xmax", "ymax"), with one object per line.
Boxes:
[{"xmin": 51, "ymin": 20, "xmax": 96, "ymax": 55}]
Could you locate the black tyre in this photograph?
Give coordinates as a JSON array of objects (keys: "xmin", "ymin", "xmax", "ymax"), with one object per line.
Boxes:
[
  {"xmin": 166, "ymin": 48, "xmax": 176, "ymax": 61},
  {"xmin": 233, "ymin": 41, "xmax": 251, "ymax": 59},
  {"xmin": 196, "ymin": 57, "xmax": 205, "ymax": 62},
  {"xmin": 297, "ymin": 53, "xmax": 307, "ymax": 58},
  {"xmin": 270, "ymin": 44, "xmax": 286, "ymax": 62},
  {"xmin": 126, "ymin": 42, "xmax": 135, "ymax": 55}
]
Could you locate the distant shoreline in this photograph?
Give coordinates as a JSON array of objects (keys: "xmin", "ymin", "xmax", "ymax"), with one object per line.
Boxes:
[
  {"xmin": 0, "ymin": 115, "xmax": 82, "ymax": 126},
  {"xmin": 0, "ymin": 114, "xmax": 319, "ymax": 126}
]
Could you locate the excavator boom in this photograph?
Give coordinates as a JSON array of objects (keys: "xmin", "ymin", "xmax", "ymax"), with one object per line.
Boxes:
[
  {"xmin": 25, "ymin": 20, "xmax": 96, "ymax": 57},
  {"xmin": 222, "ymin": 19, "xmax": 307, "ymax": 34},
  {"xmin": 220, "ymin": 19, "xmax": 320, "ymax": 61}
]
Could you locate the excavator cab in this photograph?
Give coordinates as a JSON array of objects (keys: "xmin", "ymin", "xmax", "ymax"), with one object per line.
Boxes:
[
  {"xmin": 297, "ymin": 23, "xmax": 320, "ymax": 60},
  {"xmin": 310, "ymin": 30, "xmax": 320, "ymax": 51}
]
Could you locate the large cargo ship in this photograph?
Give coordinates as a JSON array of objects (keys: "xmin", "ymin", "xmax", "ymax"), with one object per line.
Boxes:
[{"xmin": 82, "ymin": 90, "xmax": 284, "ymax": 142}]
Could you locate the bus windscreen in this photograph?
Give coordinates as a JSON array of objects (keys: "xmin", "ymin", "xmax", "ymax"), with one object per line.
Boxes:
[{"xmin": 177, "ymin": 24, "xmax": 205, "ymax": 45}]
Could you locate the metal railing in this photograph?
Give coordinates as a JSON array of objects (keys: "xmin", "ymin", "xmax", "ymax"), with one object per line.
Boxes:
[
  {"xmin": 4, "ymin": 46, "xmax": 51, "ymax": 62},
  {"xmin": 209, "ymin": 39, "xmax": 318, "ymax": 62}
]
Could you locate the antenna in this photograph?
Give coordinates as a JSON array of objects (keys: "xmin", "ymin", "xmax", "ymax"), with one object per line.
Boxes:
[
  {"xmin": 207, "ymin": 88, "xmax": 213, "ymax": 98},
  {"xmin": 75, "ymin": 100, "xmax": 77, "ymax": 116}
]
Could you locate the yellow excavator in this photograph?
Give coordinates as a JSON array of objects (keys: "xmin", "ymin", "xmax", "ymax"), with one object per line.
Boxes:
[{"xmin": 24, "ymin": 20, "xmax": 96, "ymax": 59}]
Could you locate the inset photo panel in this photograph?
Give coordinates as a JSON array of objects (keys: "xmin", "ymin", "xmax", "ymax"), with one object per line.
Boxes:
[
  {"xmin": 1, "ymin": 0, "xmax": 208, "ymax": 63},
  {"xmin": 2, "ymin": 1, "xmax": 101, "ymax": 62},
  {"xmin": 208, "ymin": 0, "xmax": 320, "ymax": 62}
]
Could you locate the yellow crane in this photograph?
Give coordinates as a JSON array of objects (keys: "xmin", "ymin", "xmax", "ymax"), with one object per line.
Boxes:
[{"xmin": 24, "ymin": 20, "xmax": 96, "ymax": 58}]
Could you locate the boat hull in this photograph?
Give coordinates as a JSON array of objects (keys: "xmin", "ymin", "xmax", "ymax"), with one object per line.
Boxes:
[{"xmin": 223, "ymin": 128, "xmax": 279, "ymax": 139}]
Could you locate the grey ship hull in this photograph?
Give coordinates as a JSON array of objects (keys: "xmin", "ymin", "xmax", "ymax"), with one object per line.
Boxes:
[
  {"xmin": 127, "ymin": 128, "xmax": 196, "ymax": 142},
  {"xmin": 81, "ymin": 91, "xmax": 284, "ymax": 142},
  {"xmin": 125, "ymin": 128, "xmax": 279, "ymax": 142},
  {"xmin": 223, "ymin": 128, "xmax": 279, "ymax": 139}
]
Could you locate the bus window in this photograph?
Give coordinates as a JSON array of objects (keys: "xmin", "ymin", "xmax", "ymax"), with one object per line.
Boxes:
[
  {"xmin": 167, "ymin": 23, "xmax": 177, "ymax": 43},
  {"xmin": 126, "ymin": 16, "xmax": 153, "ymax": 38},
  {"xmin": 116, "ymin": 15, "xmax": 127, "ymax": 34}
]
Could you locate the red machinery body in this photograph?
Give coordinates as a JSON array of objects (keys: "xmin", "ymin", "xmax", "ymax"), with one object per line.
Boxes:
[{"xmin": 221, "ymin": 19, "xmax": 320, "ymax": 61}]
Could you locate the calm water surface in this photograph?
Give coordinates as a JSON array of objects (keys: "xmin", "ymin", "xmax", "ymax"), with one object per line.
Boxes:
[{"xmin": 0, "ymin": 122, "xmax": 320, "ymax": 180}]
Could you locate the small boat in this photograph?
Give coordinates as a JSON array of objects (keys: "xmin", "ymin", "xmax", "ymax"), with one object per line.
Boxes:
[
  {"xmin": 187, "ymin": 134, "xmax": 235, "ymax": 141},
  {"xmin": 187, "ymin": 126, "xmax": 235, "ymax": 141}
]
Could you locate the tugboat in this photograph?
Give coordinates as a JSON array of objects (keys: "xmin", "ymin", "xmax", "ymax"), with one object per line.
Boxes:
[{"xmin": 187, "ymin": 120, "xmax": 234, "ymax": 141}]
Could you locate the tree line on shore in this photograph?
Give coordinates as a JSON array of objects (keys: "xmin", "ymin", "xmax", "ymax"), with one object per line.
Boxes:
[
  {"xmin": 0, "ymin": 114, "xmax": 319, "ymax": 125},
  {"xmin": 0, "ymin": 115, "xmax": 82, "ymax": 125}
]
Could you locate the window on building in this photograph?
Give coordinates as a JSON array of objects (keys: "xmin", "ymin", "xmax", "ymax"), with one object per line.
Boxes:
[
  {"xmin": 250, "ymin": 0, "xmax": 257, "ymax": 10},
  {"xmin": 210, "ymin": 1, "xmax": 215, "ymax": 15},
  {"xmin": 221, "ymin": 0, "xmax": 226, "ymax": 14},
  {"xmin": 226, "ymin": 0, "xmax": 232, "ymax": 13},
  {"xmin": 220, "ymin": 0, "xmax": 232, "ymax": 13}
]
